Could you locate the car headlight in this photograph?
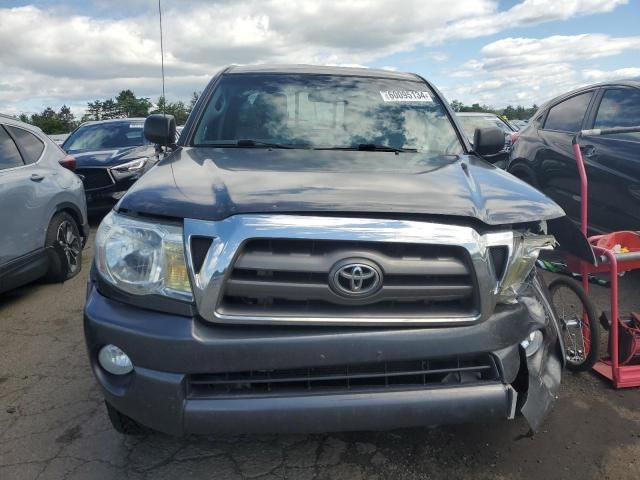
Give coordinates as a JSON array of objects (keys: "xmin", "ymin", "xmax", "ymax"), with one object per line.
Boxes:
[
  {"xmin": 496, "ymin": 233, "xmax": 555, "ymax": 304},
  {"xmin": 110, "ymin": 157, "xmax": 147, "ymax": 181},
  {"xmin": 95, "ymin": 211, "xmax": 192, "ymax": 301}
]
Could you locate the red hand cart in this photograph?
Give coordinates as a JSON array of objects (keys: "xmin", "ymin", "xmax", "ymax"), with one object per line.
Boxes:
[{"xmin": 567, "ymin": 126, "xmax": 640, "ymax": 388}]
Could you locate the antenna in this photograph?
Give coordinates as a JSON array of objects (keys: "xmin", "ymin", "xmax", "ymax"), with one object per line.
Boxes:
[{"xmin": 158, "ymin": 0, "xmax": 166, "ymax": 116}]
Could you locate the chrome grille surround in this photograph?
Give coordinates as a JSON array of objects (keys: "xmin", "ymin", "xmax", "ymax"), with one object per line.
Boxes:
[{"xmin": 184, "ymin": 215, "xmax": 514, "ymax": 326}]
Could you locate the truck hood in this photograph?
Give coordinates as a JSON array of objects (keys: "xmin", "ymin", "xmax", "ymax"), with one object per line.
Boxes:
[
  {"xmin": 117, "ymin": 147, "xmax": 565, "ymax": 226},
  {"xmin": 69, "ymin": 145, "xmax": 154, "ymax": 167}
]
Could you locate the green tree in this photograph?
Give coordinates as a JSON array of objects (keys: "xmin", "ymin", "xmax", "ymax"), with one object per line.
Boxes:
[
  {"xmin": 189, "ymin": 91, "xmax": 201, "ymax": 110},
  {"xmin": 115, "ymin": 89, "xmax": 151, "ymax": 118},
  {"xmin": 502, "ymin": 105, "xmax": 516, "ymax": 119},
  {"xmin": 449, "ymin": 99, "xmax": 463, "ymax": 112},
  {"xmin": 58, "ymin": 105, "xmax": 76, "ymax": 131},
  {"xmin": 152, "ymin": 96, "xmax": 190, "ymax": 124},
  {"xmin": 86, "ymin": 100, "xmax": 103, "ymax": 121},
  {"xmin": 26, "ymin": 106, "xmax": 73, "ymax": 134},
  {"xmin": 100, "ymin": 99, "xmax": 120, "ymax": 119}
]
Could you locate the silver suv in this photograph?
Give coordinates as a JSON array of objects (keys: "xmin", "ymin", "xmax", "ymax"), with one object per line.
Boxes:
[{"xmin": 0, "ymin": 114, "xmax": 88, "ymax": 294}]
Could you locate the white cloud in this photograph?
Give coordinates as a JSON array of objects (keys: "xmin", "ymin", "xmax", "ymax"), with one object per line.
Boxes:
[
  {"xmin": 446, "ymin": 33, "xmax": 640, "ymax": 107},
  {"xmin": 0, "ymin": 0, "xmax": 633, "ymax": 115},
  {"xmin": 480, "ymin": 34, "xmax": 640, "ymax": 68},
  {"xmin": 428, "ymin": 0, "xmax": 628, "ymax": 44},
  {"xmin": 583, "ymin": 67, "xmax": 640, "ymax": 81}
]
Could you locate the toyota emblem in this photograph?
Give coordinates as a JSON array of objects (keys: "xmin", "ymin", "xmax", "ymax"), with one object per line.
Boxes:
[{"xmin": 329, "ymin": 259, "xmax": 383, "ymax": 298}]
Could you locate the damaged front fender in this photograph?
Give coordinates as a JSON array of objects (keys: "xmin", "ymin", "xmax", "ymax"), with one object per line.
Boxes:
[{"xmin": 516, "ymin": 271, "xmax": 564, "ymax": 431}]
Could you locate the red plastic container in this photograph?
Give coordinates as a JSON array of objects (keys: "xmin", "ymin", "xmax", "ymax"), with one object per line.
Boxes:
[{"xmin": 595, "ymin": 231, "xmax": 640, "ymax": 252}]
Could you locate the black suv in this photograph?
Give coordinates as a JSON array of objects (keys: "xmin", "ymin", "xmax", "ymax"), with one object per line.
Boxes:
[
  {"xmin": 508, "ymin": 80, "xmax": 640, "ymax": 233},
  {"xmin": 84, "ymin": 65, "xmax": 592, "ymax": 436}
]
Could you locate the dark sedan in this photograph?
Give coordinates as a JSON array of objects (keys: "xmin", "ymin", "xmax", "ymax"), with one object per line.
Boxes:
[
  {"xmin": 508, "ymin": 80, "xmax": 640, "ymax": 233},
  {"xmin": 62, "ymin": 119, "xmax": 161, "ymax": 213}
]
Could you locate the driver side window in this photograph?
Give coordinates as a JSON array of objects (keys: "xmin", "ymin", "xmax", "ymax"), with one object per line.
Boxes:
[{"xmin": 594, "ymin": 88, "xmax": 640, "ymax": 141}]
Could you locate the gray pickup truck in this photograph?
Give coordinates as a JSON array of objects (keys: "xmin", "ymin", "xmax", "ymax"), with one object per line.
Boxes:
[{"xmin": 84, "ymin": 65, "xmax": 593, "ymax": 436}]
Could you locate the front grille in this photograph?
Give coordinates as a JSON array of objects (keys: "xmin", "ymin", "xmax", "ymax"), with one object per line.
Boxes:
[
  {"xmin": 76, "ymin": 168, "xmax": 113, "ymax": 190},
  {"xmin": 187, "ymin": 355, "xmax": 500, "ymax": 398},
  {"xmin": 218, "ymin": 238, "xmax": 479, "ymax": 320}
]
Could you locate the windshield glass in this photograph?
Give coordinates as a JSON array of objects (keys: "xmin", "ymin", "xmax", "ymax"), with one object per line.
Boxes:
[
  {"xmin": 63, "ymin": 122, "xmax": 147, "ymax": 152},
  {"xmin": 193, "ymin": 74, "xmax": 463, "ymax": 154}
]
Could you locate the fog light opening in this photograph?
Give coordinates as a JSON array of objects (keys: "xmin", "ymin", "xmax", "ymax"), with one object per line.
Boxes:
[
  {"xmin": 521, "ymin": 330, "xmax": 544, "ymax": 357},
  {"xmin": 98, "ymin": 344, "xmax": 133, "ymax": 375}
]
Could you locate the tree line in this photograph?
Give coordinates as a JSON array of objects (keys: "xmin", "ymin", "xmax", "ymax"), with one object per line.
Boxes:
[
  {"xmin": 18, "ymin": 90, "xmax": 201, "ymax": 134},
  {"xmin": 449, "ymin": 100, "xmax": 539, "ymax": 120}
]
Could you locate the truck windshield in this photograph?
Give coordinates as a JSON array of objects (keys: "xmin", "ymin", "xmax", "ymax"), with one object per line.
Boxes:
[
  {"xmin": 63, "ymin": 122, "xmax": 147, "ymax": 152},
  {"xmin": 193, "ymin": 74, "xmax": 463, "ymax": 155}
]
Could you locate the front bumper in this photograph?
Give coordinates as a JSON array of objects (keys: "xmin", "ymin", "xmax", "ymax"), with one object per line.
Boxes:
[
  {"xmin": 84, "ymin": 272, "xmax": 562, "ymax": 435},
  {"xmin": 85, "ymin": 179, "xmax": 137, "ymax": 213}
]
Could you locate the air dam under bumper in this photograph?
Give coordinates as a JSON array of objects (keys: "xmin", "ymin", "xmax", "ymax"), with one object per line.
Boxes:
[{"xmin": 84, "ymin": 272, "xmax": 562, "ymax": 436}]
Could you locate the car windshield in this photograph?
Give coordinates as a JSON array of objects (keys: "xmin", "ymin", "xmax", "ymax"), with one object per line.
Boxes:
[
  {"xmin": 193, "ymin": 74, "xmax": 463, "ymax": 155},
  {"xmin": 457, "ymin": 115, "xmax": 514, "ymax": 140},
  {"xmin": 63, "ymin": 122, "xmax": 147, "ymax": 152}
]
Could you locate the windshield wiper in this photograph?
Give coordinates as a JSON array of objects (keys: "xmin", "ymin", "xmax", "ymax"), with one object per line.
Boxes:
[
  {"xmin": 357, "ymin": 143, "xmax": 417, "ymax": 153},
  {"xmin": 235, "ymin": 139, "xmax": 294, "ymax": 149},
  {"xmin": 315, "ymin": 144, "xmax": 417, "ymax": 153}
]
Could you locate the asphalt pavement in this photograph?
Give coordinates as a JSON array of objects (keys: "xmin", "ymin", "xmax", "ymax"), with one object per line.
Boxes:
[{"xmin": 1, "ymin": 230, "xmax": 640, "ymax": 480}]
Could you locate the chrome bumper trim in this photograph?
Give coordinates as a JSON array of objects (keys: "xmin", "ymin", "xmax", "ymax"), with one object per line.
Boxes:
[{"xmin": 184, "ymin": 215, "xmax": 514, "ymax": 326}]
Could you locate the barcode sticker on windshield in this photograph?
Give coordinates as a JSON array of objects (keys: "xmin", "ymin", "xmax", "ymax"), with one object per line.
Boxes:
[
  {"xmin": 380, "ymin": 91, "xmax": 432, "ymax": 102},
  {"xmin": 129, "ymin": 124, "xmax": 143, "ymax": 128}
]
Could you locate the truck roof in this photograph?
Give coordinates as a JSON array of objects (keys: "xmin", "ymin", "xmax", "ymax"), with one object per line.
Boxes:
[{"xmin": 226, "ymin": 64, "xmax": 421, "ymax": 81}]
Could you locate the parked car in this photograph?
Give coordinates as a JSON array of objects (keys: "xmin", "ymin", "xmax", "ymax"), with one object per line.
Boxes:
[
  {"xmin": 48, "ymin": 133, "xmax": 69, "ymax": 146},
  {"xmin": 0, "ymin": 114, "xmax": 87, "ymax": 294},
  {"xmin": 508, "ymin": 80, "xmax": 640, "ymax": 233},
  {"xmin": 456, "ymin": 112, "xmax": 518, "ymax": 168},
  {"xmin": 510, "ymin": 119, "xmax": 529, "ymax": 130},
  {"xmin": 62, "ymin": 118, "xmax": 162, "ymax": 214},
  {"xmin": 85, "ymin": 65, "xmax": 592, "ymax": 436}
]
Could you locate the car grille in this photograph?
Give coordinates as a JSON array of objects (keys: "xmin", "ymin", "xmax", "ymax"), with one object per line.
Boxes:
[
  {"xmin": 217, "ymin": 238, "xmax": 479, "ymax": 320},
  {"xmin": 76, "ymin": 168, "xmax": 113, "ymax": 190},
  {"xmin": 187, "ymin": 354, "xmax": 500, "ymax": 398}
]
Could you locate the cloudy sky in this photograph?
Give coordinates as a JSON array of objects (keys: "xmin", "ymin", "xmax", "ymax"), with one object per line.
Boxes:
[{"xmin": 1, "ymin": 0, "xmax": 639, "ymax": 116}]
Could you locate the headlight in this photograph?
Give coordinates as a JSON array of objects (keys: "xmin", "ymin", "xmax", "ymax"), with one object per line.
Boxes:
[
  {"xmin": 95, "ymin": 211, "xmax": 192, "ymax": 301},
  {"xmin": 110, "ymin": 158, "xmax": 147, "ymax": 181},
  {"xmin": 496, "ymin": 233, "xmax": 555, "ymax": 304}
]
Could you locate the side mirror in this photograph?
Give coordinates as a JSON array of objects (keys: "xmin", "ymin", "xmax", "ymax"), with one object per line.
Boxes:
[
  {"xmin": 144, "ymin": 114, "xmax": 176, "ymax": 147},
  {"xmin": 473, "ymin": 127, "xmax": 505, "ymax": 157}
]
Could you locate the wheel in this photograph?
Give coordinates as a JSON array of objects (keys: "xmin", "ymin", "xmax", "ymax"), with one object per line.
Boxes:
[
  {"xmin": 44, "ymin": 212, "xmax": 82, "ymax": 282},
  {"xmin": 548, "ymin": 277, "xmax": 600, "ymax": 371},
  {"xmin": 508, "ymin": 163, "xmax": 539, "ymax": 189},
  {"xmin": 105, "ymin": 402, "xmax": 147, "ymax": 435}
]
